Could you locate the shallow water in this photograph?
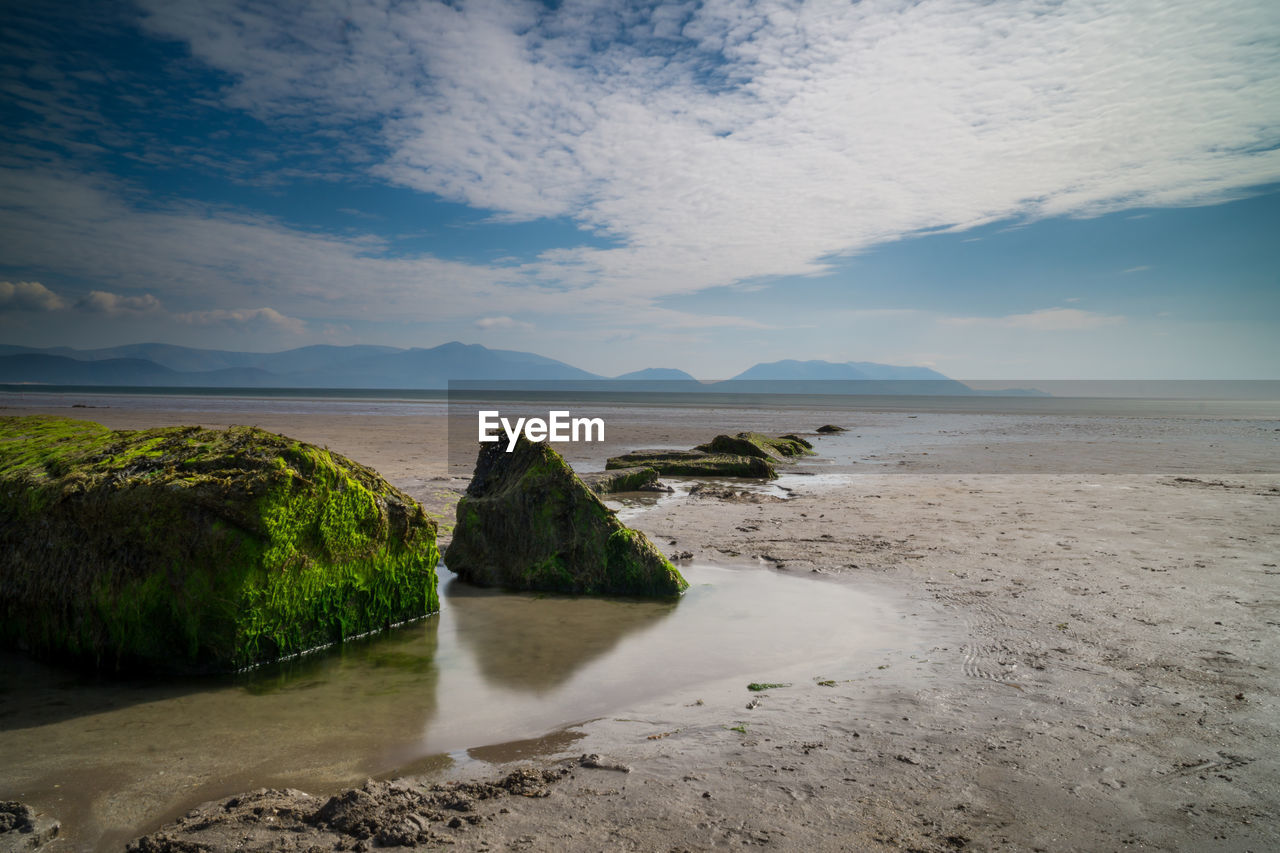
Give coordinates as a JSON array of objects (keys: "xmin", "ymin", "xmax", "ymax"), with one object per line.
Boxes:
[{"xmin": 0, "ymin": 563, "xmax": 901, "ymax": 851}]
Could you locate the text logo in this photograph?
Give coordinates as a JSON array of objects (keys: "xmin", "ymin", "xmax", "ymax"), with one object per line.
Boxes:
[{"xmin": 479, "ymin": 410, "xmax": 605, "ymax": 451}]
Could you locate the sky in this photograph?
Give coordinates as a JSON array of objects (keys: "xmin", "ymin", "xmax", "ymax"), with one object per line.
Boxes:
[{"xmin": 1, "ymin": 0, "xmax": 1277, "ymax": 379}]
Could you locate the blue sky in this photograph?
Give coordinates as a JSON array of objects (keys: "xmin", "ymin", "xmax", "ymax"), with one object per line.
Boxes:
[{"xmin": 1, "ymin": 0, "xmax": 1277, "ymax": 379}]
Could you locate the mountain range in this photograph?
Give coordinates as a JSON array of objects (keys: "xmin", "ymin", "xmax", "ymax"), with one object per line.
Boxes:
[{"xmin": 0, "ymin": 342, "xmax": 1037, "ymax": 394}]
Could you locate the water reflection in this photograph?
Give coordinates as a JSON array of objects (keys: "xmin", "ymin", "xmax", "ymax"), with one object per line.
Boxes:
[
  {"xmin": 445, "ymin": 577, "xmax": 680, "ymax": 692},
  {"xmin": 0, "ymin": 563, "xmax": 901, "ymax": 852},
  {"xmin": 0, "ymin": 617, "xmax": 443, "ymax": 852}
]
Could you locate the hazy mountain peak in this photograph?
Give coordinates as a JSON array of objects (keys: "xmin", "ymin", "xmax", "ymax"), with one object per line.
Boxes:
[
  {"xmin": 730, "ymin": 358, "xmax": 948, "ymax": 381},
  {"xmin": 613, "ymin": 368, "xmax": 699, "ymax": 381}
]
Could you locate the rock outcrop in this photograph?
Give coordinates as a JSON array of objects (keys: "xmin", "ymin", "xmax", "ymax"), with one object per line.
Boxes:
[
  {"xmin": 605, "ymin": 449, "xmax": 777, "ymax": 479},
  {"xmin": 695, "ymin": 431, "xmax": 815, "ymax": 461},
  {"xmin": 778, "ymin": 433, "xmax": 815, "ymax": 449},
  {"xmin": 0, "ymin": 416, "xmax": 440, "ymax": 674},
  {"xmin": 816, "ymin": 424, "xmax": 847, "ymax": 433},
  {"xmin": 446, "ymin": 438, "xmax": 687, "ymax": 597},
  {"xmin": 578, "ymin": 466, "xmax": 672, "ymax": 494},
  {"xmin": 605, "ymin": 432, "xmax": 815, "ymax": 480}
]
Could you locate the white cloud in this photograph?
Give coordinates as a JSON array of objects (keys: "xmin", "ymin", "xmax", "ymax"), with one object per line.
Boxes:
[
  {"xmin": 135, "ymin": 0, "xmax": 1280, "ymax": 303},
  {"xmin": 76, "ymin": 290, "xmax": 162, "ymax": 314},
  {"xmin": 176, "ymin": 306, "xmax": 306, "ymax": 334},
  {"xmin": 943, "ymin": 307, "xmax": 1125, "ymax": 331},
  {"xmin": 0, "ymin": 168, "xmax": 523, "ymax": 324},
  {"xmin": 474, "ymin": 315, "xmax": 532, "ymax": 330},
  {"xmin": 0, "ymin": 167, "xmax": 770, "ymax": 338},
  {"xmin": 0, "ymin": 280, "xmax": 65, "ymax": 311},
  {"xmin": 4, "ymin": 0, "xmax": 1276, "ymax": 367}
]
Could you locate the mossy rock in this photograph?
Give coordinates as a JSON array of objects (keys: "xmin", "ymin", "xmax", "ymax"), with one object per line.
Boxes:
[
  {"xmin": 605, "ymin": 449, "xmax": 776, "ymax": 479},
  {"xmin": 579, "ymin": 467, "xmax": 671, "ymax": 494},
  {"xmin": 816, "ymin": 424, "xmax": 847, "ymax": 433},
  {"xmin": 446, "ymin": 438, "xmax": 687, "ymax": 598},
  {"xmin": 0, "ymin": 416, "xmax": 440, "ymax": 674},
  {"xmin": 694, "ymin": 432, "xmax": 815, "ymax": 461}
]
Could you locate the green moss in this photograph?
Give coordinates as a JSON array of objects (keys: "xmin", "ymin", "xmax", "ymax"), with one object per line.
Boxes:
[
  {"xmin": 777, "ymin": 433, "xmax": 814, "ymax": 450},
  {"xmin": 747, "ymin": 682, "xmax": 790, "ymax": 691},
  {"xmin": 695, "ymin": 432, "xmax": 815, "ymax": 461},
  {"xmin": 447, "ymin": 438, "xmax": 688, "ymax": 598},
  {"xmin": 605, "ymin": 449, "xmax": 776, "ymax": 479},
  {"xmin": 579, "ymin": 466, "xmax": 666, "ymax": 494},
  {"xmin": 0, "ymin": 415, "xmax": 439, "ymax": 674}
]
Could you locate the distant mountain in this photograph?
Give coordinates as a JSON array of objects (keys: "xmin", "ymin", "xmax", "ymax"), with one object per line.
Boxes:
[
  {"xmin": 720, "ymin": 358, "xmax": 980, "ymax": 395},
  {"xmin": 0, "ymin": 342, "xmax": 600, "ymax": 389},
  {"xmin": 0, "ymin": 354, "xmax": 179, "ymax": 385},
  {"xmin": 0, "ymin": 342, "xmax": 406, "ymax": 374},
  {"xmin": 730, "ymin": 359, "xmax": 950, "ymax": 381},
  {"xmin": 613, "ymin": 368, "xmax": 699, "ymax": 381},
  {"xmin": 0, "ymin": 343, "xmax": 1043, "ymax": 395},
  {"xmin": 0, "ymin": 354, "xmax": 276, "ymax": 387},
  {"xmin": 292, "ymin": 342, "xmax": 600, "ymax": 387}
]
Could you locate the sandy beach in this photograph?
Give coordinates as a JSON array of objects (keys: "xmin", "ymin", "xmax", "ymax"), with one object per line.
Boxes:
[{"xmin": 2, "ymin": 395, "xmax": 1278, "ymax": 852}]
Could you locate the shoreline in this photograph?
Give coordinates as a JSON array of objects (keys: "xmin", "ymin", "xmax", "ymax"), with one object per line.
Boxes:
[{"xmin": 2, "ymin": 400, "xmax": 1277, "ymax": 850}]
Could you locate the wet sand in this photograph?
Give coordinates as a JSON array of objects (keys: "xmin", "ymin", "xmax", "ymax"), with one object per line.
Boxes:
[{"xmin": 3, "ymin": 396, "xmax": 1279, "ymax": 851}]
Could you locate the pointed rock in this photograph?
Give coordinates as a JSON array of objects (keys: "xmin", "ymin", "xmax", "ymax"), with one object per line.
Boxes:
[{"xmin": 447, "ymin": 438, "xmax": 687, "ymax": 597}]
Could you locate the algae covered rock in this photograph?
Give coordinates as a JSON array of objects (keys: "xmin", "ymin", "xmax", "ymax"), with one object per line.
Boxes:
[
  {"xmin": 446, "ymin": 438, "xmax": 687, "ymax": 597},
  {"xmin": 695, "ymin": 432, "xmax": 814, "ymax": 461},
  {"xmin": 816, "ymin": 424, "xmax": 847, "ymax": 433},
  {"xmin": 579, "ymin": 467, "xmax": 671, "ymax": 494},
  {"xmin": 0, "ymin": 416, "xmax": 440, "ymax": 674},
  {"xmin": 605, "ymin": 432, "xmax": 813, "ymax": 480},
  {"xmin": 605, "ymin": 449, "xmax": 777, "ymax": 479}
]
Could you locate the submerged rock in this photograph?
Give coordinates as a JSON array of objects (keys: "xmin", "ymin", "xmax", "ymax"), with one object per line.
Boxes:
[
  {"xmin": 695, "ymin": 431, "xmax": 815, "ymax": 461},
  {"xmin": 447, "ymin": 438, "xmax": 687, "ymax": 597},
  {"xmin": 579, "ymin": 466, "xmax": 672, "ymax": 494},
  {"xmin": 605, "ymin": 449, "xmax": 777, "ymax": 479},
  {"xmin": 0, "ymin": 416, "xmax": 440, "ymax": 674},
  {"xmin": 816, "ymin": 424, "xmax": 847, "ymax": 433}
]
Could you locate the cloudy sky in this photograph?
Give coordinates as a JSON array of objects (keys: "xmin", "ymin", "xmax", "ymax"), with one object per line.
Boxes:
[{"xmin": 1, "ymin": 0, "xmax": 1277, "ymax": 378}]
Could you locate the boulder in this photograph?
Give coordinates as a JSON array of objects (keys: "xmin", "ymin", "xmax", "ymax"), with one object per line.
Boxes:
[
  {"xmin": 0, "ymin": 416, "xmax": 439, "ymax": 674},
  {"xmin": 777, "ymin": 433, "xmax": 814, "ymax": 449},
  {"xmin": 447, "ymin": 438, "xmax": 687, "ymax": 597},
  {"xmin": 578, "ymin": 467, "xmax": 672, "ymax": 494},
  {"xmin": 695, "ymin": 432, "xmax": 814, "ymax": 460},
  {"xmin": 605, "ymin": 449, "xmax": 776, "ymax": 479},
  {"xmin": 816, "ymin": 424, "xmax": 847, "ymax": 433}
]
